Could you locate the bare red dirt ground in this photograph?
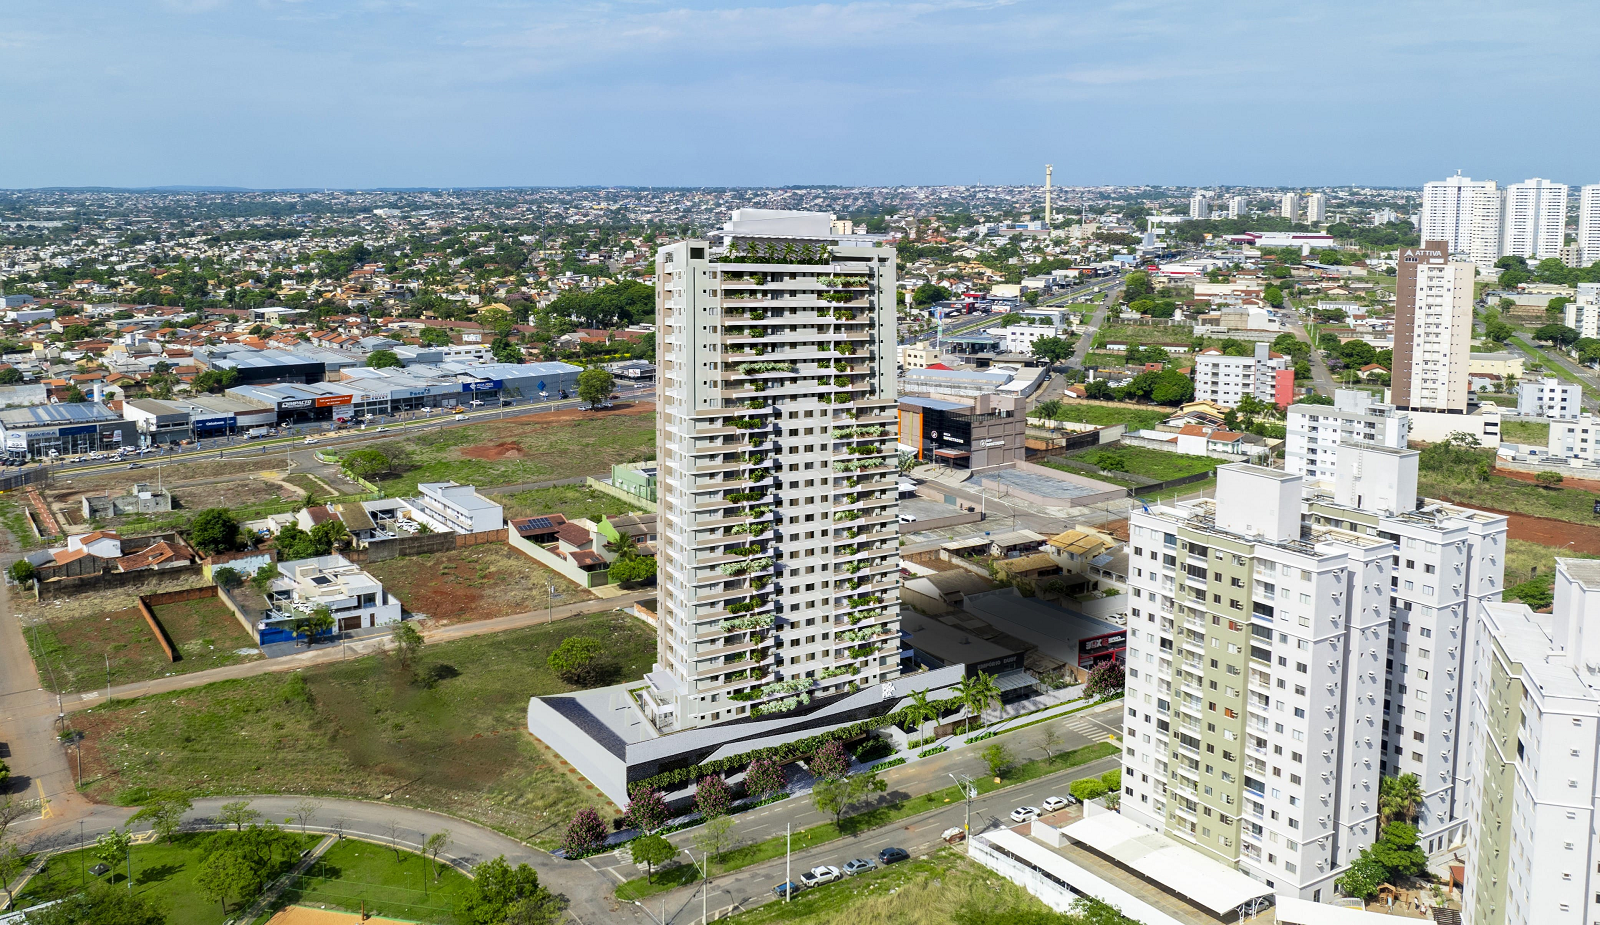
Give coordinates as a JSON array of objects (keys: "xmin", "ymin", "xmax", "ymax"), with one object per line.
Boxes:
[
  {"xmin": 1444, "ymin": 501, "xmax": 1600, "ymax": 554},
  {"xmin": 1492, "ymin": 466, "xmax": 1600, "ymax": 493},
  {"xmin": 462, "ymin": 441, "xmax": 525, "ymax": 460},
  {"xmin": 496, "ymin": 400, "xmax": 653, "ymax": 428}
]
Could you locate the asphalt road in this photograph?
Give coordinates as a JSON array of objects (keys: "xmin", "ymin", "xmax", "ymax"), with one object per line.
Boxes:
[
  {"xmin": 1284, "ymin": 305, "xmax": 1336, "ymax": 397},
  {"xmin": 1069, "ymin": 286, "xmax": 1119, "ymax": 368}
]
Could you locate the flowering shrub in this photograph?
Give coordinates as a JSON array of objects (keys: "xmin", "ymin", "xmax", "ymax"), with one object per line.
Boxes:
[
  {"xmin": 695, "ymin": 774, "xmax": 733, "ymax": 819},
  {"xmin": 561, "ymin": 808, "xmax": 609, "ymax": 857},
  {"xmin": 810, "ymin": 740, "xmax": 851, "ymax": 780},
  {"xmin": 622, "ymin": 788, "xmax": 670, "ymax": 833}
]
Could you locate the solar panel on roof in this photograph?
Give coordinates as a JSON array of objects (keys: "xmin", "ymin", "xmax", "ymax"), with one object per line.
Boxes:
[{"xmin": 526, "ymin": 517, "xmax": 554, "ymax": 529}]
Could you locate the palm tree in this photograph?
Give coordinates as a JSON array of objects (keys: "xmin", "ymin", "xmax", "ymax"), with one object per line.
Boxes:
[
  {"xmin": 896, "ymin": 452, "xmax": 918, "ymax": 474},
  {"xmin": 1379, "ymin": 773, "xmax": 1424, "ymax": 825},
  {"xmin": 907, "ymin": 689, "xmax": 933, "ymax": 743},
  {"xmin": 604, "ymin": 530, "xmax": 639, "ymax": 560},
  {"xmin": 1033, "ymin": 398, "xmax": 1064, "ymax": 421},
  {"xmin": 955, "ymin": 672, "xmax": 1003, "ymax": 734}
]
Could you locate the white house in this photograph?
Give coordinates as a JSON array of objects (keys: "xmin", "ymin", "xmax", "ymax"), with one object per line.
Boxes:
[
  {"xmin": 266, "ymin": 554, "xmax": 402, "ymax": 634},
  {"xmin": 411, "ymin": 482, "xmax": 504, "ymax": 534}
]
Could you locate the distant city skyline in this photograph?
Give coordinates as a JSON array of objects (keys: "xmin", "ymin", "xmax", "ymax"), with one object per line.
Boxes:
[{"xmin": 2, "ymin": 0, "xmax": 1597, "ymax": 189}]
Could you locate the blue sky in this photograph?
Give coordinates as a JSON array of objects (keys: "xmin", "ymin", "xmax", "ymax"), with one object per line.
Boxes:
[{"xmin": 1, "ymin": 0, "xmax": 1595, "ymax": 189}]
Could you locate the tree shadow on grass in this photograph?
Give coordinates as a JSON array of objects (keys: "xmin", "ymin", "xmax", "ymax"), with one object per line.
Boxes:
[{"xmin": 135, "ymin": 863, "xmax": 181, "ymax": 886}]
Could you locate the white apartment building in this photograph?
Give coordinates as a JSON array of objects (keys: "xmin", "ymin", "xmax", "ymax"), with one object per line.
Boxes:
[
  {"xmin": 1121, "ymin": 447, "xmax": 1507, "ymax": 900},
  {"xmin": 1192, "ymin": 342, "xmax": 1288, "ymax": 409},
  {"xmin": 1284, "ymin": 389, "xmax": 1410, "ymax": 480},
  {"xmin": 988, "ymin": 324, "xmax": 1059, "ymax": 354},
  {"xmin": 1120, "ymin": 463, "xmax": 1392, "ymax": 899},
  {"xmin": 645, "ymin": 210, "xmax": 901, "ymax": 731},
  {"xmin": 1463, "ymin": 559, "xmax": 1600, "ymax": 925},
  {"xmin": 1229, "ymin": 196, "xmax": 1249, "ymax": 219},
  {"xmin": 1304, "ymin": 193, "xmax": 1327, "ymax": 225},
  {"xmin": 1191, "ymin": 192, "xmax": 1213, "ymax": 220},
  {"xmin": 1547, "ymin": 414, "xmax": 1600, "ymax": 463},
  {"xmin": 1563, "ymin": 281, "xmax": 1600, "ymax": 343},
  {"xmin": 1500, "ymin": 178, "xmax": 1569, "ymax": 261},
  {"xmin": 1580, "ymin": 184, "xmax": 1600, "ymax": 267},
  {"xmin": 1517, "ymin": 376, "xmax": 1583, "ymax": 420},
  {"xmin": 1280, "ymin": 193, "xmax": 1300, "ymax": 223},
  {"xmin": 411, "ymin": 481, "xmax": 504, "ymax": 534},
  {"xmin": 1422, "ymin": 175, "xmax": 1502, "ymax": 268},
  {"xmin": 1392, "ymin": 241, "xmax": 1474, "ymax": 414}
]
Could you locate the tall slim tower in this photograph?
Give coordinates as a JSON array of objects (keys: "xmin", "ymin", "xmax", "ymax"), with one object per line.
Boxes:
[
  {"xmin": 1421, "ymin": 174, "xmax": 1502, "ymax": 267},
  {"xmin": 1500, "ymin": 178, "xmax": 1568, "ymax": 261},
  {"xmin": 1577, "ymin": 184, "xmax": 1600, "ymax": 267},
  {"xmin": 1281, "ymin": 192, "xmax": 1300, "ymax": 222},
  {"xmin": 1392, "ymin": 240, "xmax": 1474, "ymax": 413},
  {"xmin": 649, "ymin": 210, "xmax": 901, "ymax": 731},
  {"xmin": 1044, "ymin": 164, "xmax": 1053, "ymax": 229}
]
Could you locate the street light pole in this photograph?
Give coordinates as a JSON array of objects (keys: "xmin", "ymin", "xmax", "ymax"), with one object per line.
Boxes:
[
  {"xmin": 785, "ymin": 823, "xmax": 791, "ymax": 903},
  {"xmin": 950, "ymin": 772, "xmax": 976, "ymax": 836}
]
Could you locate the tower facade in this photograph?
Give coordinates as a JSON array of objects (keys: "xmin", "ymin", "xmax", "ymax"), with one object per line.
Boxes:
[
  {"xmin": 1500, "ymin": 178, "xmax": 1568, "ymax": 261},
  {"xmin": 1392, "ymin": 241, "xmax": 1475, "ymax": 414},
  {"xmin": 647, "ymin": 210, "xmax": 901, "ymax": 731},
  {"xmin": 1421, "ymin": 175, "xmax": 1502, "ymax": 267}
]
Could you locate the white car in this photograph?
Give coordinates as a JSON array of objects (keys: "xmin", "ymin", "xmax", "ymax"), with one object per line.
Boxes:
[
  {"xmin": 799, "ymin": 865, "xmax": 840, "ymax": 887},
  {"xmin": 898, "ymin": 513, "xmax": 918, "ymax": 524},
  {"xmin": 1009, "ymin": 806, "xmax": 1041, "ymax": 823},
  {"xmin": 1041, "ymin": 796, "xmax": 1071, "ymax": 813}
]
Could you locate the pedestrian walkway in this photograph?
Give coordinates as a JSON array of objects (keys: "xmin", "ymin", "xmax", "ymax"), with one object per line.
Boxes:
[{"xmin": 241, "ymin": 834, "xmax": 339, "ymax": 921}]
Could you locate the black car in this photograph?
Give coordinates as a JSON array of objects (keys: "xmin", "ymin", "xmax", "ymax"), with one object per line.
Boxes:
[{"xmin": 878, "ymin": 847, "xmax": 910, "ymax": 865}]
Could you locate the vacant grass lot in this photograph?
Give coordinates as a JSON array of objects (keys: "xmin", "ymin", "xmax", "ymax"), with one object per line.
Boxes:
[
  {"xmin": 500, "ymin": 483, "xmax": 648, "ymax": 521},
  {"xmin": 76, "ymin": 611, "xmax": 656, "ymax": 848},
  {"xmin": 720, "ymin": 849, "xmax": 1049, "ymax": 925},
  {"xmin": 1076, "ymin": 445, "xmax": 1223, "ymax": 482},
  {"xmin": 1420, "ymin": 453, "xmax": 1600, "ymax": 524},
  {"xmin": 365, "ymin": 544, "xmax": 594, "ymax": 624},
  {"xmin": 1505, "ymin": 538, "xmax": 1597, "ymax": 589},
  {"xmin": 269, "ymin": 838, "xmax": 473, "ymax": 924},
  {"xmin": 18, "ymin": 831, "xmax": 321, "ymax": 924},
  {"xmin": 368, "ymin": 405, "xmax": 655, "ymax": 496},
  {"xmin": 24, "ymin": 593, "xmax": 261, "ymax": 694},
  {"xmin": 1036, "ymin": 402, "xmax": 1171, "ymax": 431},
  {"xmin": 617, "ymin": 741, "xmax": 1119, "ymax": 900},
  {"xmin": 1500, "ymin": 419, "xmax": 1551, "ymax": 445}
]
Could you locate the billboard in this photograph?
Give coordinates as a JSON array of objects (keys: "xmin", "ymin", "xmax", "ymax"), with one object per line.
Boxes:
[
  {"xmin": 314, "ymin": 395, "xmax": 353, "ymax": 408},
  {"xmin": 192, "ymin": 417, "xmax": 233, "ymax": 430},
  {"xmin": 461, "ymin": 380, "xmax": 503, "ymax": 392},
  {"xmin": 59, "ymin": 424, "xmax": 98, "ymax": 436},
  {"xmin": 278, "ymin": 399, "xmax": 313, "ymax": 410},
  {"xmin": 1078, "ymin": 630, "xmax": 1127, "ymax": 667}
]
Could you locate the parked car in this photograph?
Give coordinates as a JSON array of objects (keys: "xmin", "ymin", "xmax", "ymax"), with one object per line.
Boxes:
[
  {"xmin": 898, "ymin": 513, "xmax": 918, "ymax": 523},
  {"xmin": 800, "ymin": 866, "xmax": 841, "ymax": 888},
  {"xmin": 941, "ymin": 827, "xmax": 966, "ymax": 844},
  {"xmin": 878, "ymin": 847, "xmax": 910, "ymax": 865},
  {"xmin": 842, "ymin": 858, "xmax": 876, "ymax": 877},
  {"xmin": 303, "ymin": 437, "xmax": 319, "ymax": 445},
  {"xmin": 1042, "ymin": 796, "xmax": 1071, "ymax": 813},
  {"xmin": 1010, "ymin": 806, "xmax": 1041, "ymax": 823},
  {"xmin": 772, "ymin": 881, "xmax": 803, "ymax": 899}
]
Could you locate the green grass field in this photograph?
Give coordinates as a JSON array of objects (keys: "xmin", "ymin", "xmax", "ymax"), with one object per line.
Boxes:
[
  {"xmin": 1035, "ymin": 402, "xmax": 1171, "ymax": 431},
  {"xmin": 368, "ymin": 408, "xmax": 655, "ymax": 496},
  {"xmin": 500, "ymin": 483, "xmax": 649, "ymax": 521},
  {"xmin": 615, "ymin": 741, "xmax": 1118, "ymax": 900},
  {"xmin": 1500, "ymin": 419, "xmax": 1550, "ymax": 445},
  {"xmin": 78, "ymin": 611, "xmax": 657, "ymax": 848},
  {"xmin": 270, "ymin": 838, "xmax": 474, "ymax": 923},
  {"xmin": 718, "ymin": 849, "xmax": 1049, "ymax": 925},
  {"xmin": 1077, "ymin": 445, "xmax": 1224, "ymax": 482},
  {"xmin": 1419, "ymin": 453, "xmax": 1600, "ymax": 525},
  {"xmin": 18, "ymin": 832, "xmax": 321, "ymax": 924}
]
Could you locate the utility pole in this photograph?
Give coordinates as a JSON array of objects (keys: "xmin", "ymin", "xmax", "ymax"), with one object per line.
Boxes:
[{"xmin": 785, "ymin": 823, "xmax": 791, "ymax": 902}]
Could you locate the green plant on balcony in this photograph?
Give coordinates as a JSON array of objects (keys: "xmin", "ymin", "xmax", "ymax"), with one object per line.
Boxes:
[
  {"xmin": 726, "ymin": 669, "xmax": 750, "ymax": 683},
  {"xmin": 847, "ymin": 444, "xmax": 880, "ymax": 456},
  {"xmin": 847, "ymin": 645, "xmax": 875, "ymax": 659},
  {"xmin": 746, "ymin": 468, "xmax": 770, "ymax": 482},
  {"xmin": 761, "ymin": 677, "xmax": 815, "ymax": 697},
  {"xmin": 753, "ymin": 693, "xmax": 810, "ymax": 717},
  {"xmin": 833, "ymin": 511, "xmax": 860, "ymax": 522},
  {"xmin": 745, "ymin": 397, "xmax": 768, "ymax": 409},
  {"xmin": 844, "ymin": 528, "xmax": 859, "ymax": 538},
  {"xmin": 832, "ymin": 309, "xmax": 857, "ymax": 320},
  {"xmin": 726, "ymin": 651, "xmax": 748, "ymax": 664},
  {"xmin": 748, "ymin": 311, "xmax": 766, "ymax": 321},
  {"xmin": 836, "ymin": 344, "xmax": 856, "ymax": 355},
  {"xmin": 746, "ymin": 505, "xmax": 772, "ymax": 519},
  {"xmin": 820, "ymin": 292, "xmax": 853, "ymax": 303},
  {"xmin": 728, "ymin": 417, "xmax": 765, "ymax": 430},
  {"xmin": 726, "ymin": 598, "xmax": 765, "ymax": 614},
  {"xmin": 726, "ymin": 490, "xmax": 766, "ymax": 503},
  {"xmin": 752, "ymin": 381, "xmax": 766, "ymax": 392},
  {"xmin": 836, "ymin": 545, "xmax": 858, "ymax": 557},
  {"xmin": 750, "ymin": 574, "xmax": 770, "ymax": 590},
  {"xmin": 832, "ymin": 376, "xmax": 851, "ymax": 388},
  {"xmin": 738, "ymin": 361, "xmax": 796, "ymax": 376},
  {"xmin": 720, "ymin": 613, "xmax": 775, "ymax": 631},
  {"xmin": 845, "ymin": 560, "xmax": 865, "ymax": 574},
  {"xmin": 818, "ymin": 665, "xmax": 853, "ymax": 680},
  {"xmin": 837, "ymin": 627, "xmax": 875, "ymax": 644},
  {"xmin": 847, "ymin": 595, "xmax": 882, "ymax": 608},
  {"xmin": 728, "ymin": 545, "xmax": 763, "ymax": 557}
]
